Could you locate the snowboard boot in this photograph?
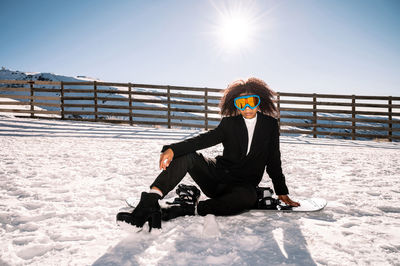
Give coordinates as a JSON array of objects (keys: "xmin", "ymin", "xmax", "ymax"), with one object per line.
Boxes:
[
  {"xmin": 116, "ymin": 192, "xmax": 161, "ymax": 231},
  {"xmin": 256, "ymin": 187, "xmax": 274, "ymax": 199},
  {"xmin": 257, "ymin": 196, "xmax": 279, "ymax": 210},
  {"xmin": 255, "ymin": 187, "xmax": 278, "ymax": 210},
  {"xmin": 161, "ymin": 184, "xmax": 201, "ymax": 221}
]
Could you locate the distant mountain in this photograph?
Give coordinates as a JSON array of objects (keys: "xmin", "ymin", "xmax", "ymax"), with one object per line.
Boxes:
[{"xmin": 0, "ymin": 67, "xmax": 100, "ymax": 83}]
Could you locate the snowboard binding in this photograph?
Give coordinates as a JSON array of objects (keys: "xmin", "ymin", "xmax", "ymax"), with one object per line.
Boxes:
[
  {"xmin": 162, "ymin": 184, "xmax": 201, "ymax": 221},
  {"xmin": 255, "ymin": 187, "xmax": 293, "ymax": 210},
  {"xmin": 167, "ymin": 184, "xmax": 201, "ymax": 206}
]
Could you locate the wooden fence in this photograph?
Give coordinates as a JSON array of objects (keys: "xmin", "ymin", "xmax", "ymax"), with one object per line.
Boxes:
[{"xmin": 0, "ymin": 79, "xmax": 399, "ymax": 141}]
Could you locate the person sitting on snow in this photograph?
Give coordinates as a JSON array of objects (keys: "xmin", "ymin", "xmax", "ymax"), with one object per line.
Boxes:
[{"xmin": 117, "ymin": 77, "xmax": 299, "ymax": 230}]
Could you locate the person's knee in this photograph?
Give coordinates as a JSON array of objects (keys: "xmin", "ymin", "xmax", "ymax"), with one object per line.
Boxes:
[
  {"xmin": 170, "ymin": 152, "xmax": 197, "ymax": 169},
  {"xmin": 184, "ymin": 152, "xmax": 199, "ymax": 169}
]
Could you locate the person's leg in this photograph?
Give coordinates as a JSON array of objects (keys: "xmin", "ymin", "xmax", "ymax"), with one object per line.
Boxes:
[
  {"xmin": 197, "ymin": 185, "xmax": 257, "ymax": 216},
  {"xmin": 186, "ymin": 153, "xmax": 224, "ymax": 198},
  {"xmin": 150, "ymin": 152, "xmax": 220, "ymax": 197},
  {"xmin": 120, "ymin": 152, "xmax": 220, "ymax": 229}
]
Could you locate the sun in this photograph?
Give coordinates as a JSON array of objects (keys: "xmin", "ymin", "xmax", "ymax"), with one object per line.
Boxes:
[
  {"xmin": 211, "ymin": 1, "xmax": 261, "ymax": 54},
  {"xmin": 218, "ymin": 12, "xmax": 254, "ymax": 51}
]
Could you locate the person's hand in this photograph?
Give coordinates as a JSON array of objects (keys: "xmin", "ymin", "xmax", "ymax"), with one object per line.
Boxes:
[
  {"xmin": 278, "ymin": 195, "xmax": 300, "ymax": 207},
  {"xmin": 159, "ymin": 148, "xmax": 174, "ymax": 170}
]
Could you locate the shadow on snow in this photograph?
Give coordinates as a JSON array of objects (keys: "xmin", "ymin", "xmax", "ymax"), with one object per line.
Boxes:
[{"xmin": 92, "ymin": 214, "xmax": 317, "ymax": 266}]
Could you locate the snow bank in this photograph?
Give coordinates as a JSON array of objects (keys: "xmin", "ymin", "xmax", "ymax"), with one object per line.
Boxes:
[{"xmin": 0, "ymin": 115, "xmax": 399, "ymax": 265}]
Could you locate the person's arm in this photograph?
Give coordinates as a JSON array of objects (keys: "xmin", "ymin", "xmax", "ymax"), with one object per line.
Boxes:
[
  {"xmin": 265, "ymin": 119, "xmax": 289, "ymax": 195},
  {"xmin": 265, "ymin": 119, "xmax": 299, "ymax": 206},
  {"xmin": 159, "ymin": 118, "xmax": 226, "ymax": 170},
  {"xmin": 161, "ymin": 117, "xmax": 226, "ymax": 158}
]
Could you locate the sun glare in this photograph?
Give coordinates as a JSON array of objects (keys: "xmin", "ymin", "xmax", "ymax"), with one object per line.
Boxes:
[
  {"xmin": 218, "ymin": 13, "xmax": 253, "ymax": 51},
  {"xmin": 211, "ymin": 1, "xmax": 262, "ymax": 54}
]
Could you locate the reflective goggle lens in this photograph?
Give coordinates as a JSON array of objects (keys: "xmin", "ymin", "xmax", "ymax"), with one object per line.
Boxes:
[{"xmin": 234, "ymin": 95, "xmax": 260, "ymax": 110}]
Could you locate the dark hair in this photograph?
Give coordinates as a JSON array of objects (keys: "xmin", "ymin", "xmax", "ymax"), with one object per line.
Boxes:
[{"xmin": 219, "ymin": 77, "xmax": 279, "ymax": 117}]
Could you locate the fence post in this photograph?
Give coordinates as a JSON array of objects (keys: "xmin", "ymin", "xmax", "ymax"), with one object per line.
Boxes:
[
  {"xmin": 313, "ymin": 93, "xmax": 317, "ymax": 138},
  {"xmin": 60, "ymin": 81, "xmax": 65, "ymax": 119},
  {"xmin": 128, "ymin": 83, "xmax": 133, "ymax": 126},
  {"xmin": 29, "ymin": 81, "xmax": 34, "ymax": 118},
  {"xmin": 204, "ymin": 87, "xmax": 208, "ymax": 130},
  {"xmin": 167, "ymin": 85, "xmax": 171, "ymax": 129},
  {"xmin": 352, "ymin": 95, "xmax": 356, "ymax": 140},
  {"xmin": 388, "ymin": 96, "xmax": 392, "ymax": 142},
  {"xmin": 94, "ymin": 81, "xmax": 98, "ymax": 121},
  {"xmin": 277, "ymin": 92, "xmax": 280, "ymax": 136}
]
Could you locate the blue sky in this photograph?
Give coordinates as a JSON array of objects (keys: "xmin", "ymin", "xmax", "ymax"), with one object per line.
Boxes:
[{"xmin": 1, "ymin": 0, "xmax": 399, "ymax": 96}]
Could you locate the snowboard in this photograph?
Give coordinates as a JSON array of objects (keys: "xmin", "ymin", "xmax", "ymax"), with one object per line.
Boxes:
[
  {"xmin": 253, "ymin": 187, "xmax": 327, "ymax": 212},
  {"xmin": 124, "ymin": 196, "xmax": 327, "ymax": 213},
  {"xmin": 255, "ymin": 197, "xmax": 327, "ymax": 212}
]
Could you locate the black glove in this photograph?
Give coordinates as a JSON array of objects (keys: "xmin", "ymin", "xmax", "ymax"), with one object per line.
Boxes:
[{"xmin": 117, "ymin": 192, "xmax": 161, "ymax": 231}]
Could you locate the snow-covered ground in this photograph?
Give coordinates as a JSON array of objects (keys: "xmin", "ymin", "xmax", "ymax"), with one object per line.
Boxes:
[{"xmin": 0, "ymin": 115, "xmax": 399, "ymax": 266}]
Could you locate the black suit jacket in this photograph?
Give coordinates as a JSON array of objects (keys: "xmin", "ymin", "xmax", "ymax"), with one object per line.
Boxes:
[{"xmin": 161, "ymin": 113, "xmax": 289, "ymax": 195}]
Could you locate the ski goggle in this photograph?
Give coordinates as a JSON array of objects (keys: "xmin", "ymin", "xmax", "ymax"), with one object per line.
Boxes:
[{"xmin": 234, "ymin": 95, "xmax": 261, "ymax": 111}]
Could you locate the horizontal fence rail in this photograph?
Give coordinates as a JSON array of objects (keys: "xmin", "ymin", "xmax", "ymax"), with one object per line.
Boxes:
[{"xmin": 0, "ymin": 79, "xmax": 399, "ymax": 142}]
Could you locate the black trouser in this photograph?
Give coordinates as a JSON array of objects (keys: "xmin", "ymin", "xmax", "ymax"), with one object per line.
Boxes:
[{"xmin": 150, "ymin": 152, "xmax": 257, "ymax": 216}]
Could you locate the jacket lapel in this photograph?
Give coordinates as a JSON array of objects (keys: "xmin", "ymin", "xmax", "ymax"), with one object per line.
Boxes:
[{"xmin": 236, "ymin": 115, "xmax": 248, "ymax": 158}]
